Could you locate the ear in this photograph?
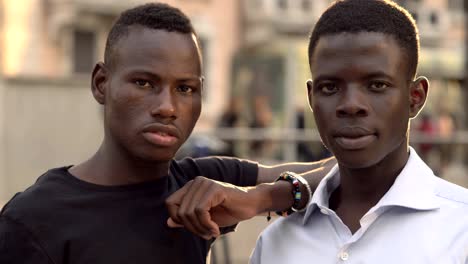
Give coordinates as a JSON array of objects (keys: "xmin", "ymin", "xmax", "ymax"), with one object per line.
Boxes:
[
  {"xmin": 200, "ymin": 76, "xmax": 205, "ymax": 95},
  {"xmin": 306, "ymin": 79, "xmax": 314, "ymax": 111},
  {"xmin": 409, "ymin": 76, "xmax": 429, "ymax": 119},
  {"xmin": 91, "ymin": 62, "xmax": 109, "ymax": 105}
]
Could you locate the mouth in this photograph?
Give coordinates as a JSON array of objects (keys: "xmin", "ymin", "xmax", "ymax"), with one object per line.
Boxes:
[
  {"xmin": 141, "ymin": 124, "xmax": 180, "ymax": 147},
  {"xmin": 333, "ymin": 127, "xmax": 377, "ymax": 150}
]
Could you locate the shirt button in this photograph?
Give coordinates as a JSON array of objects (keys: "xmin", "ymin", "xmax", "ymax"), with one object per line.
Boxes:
[
  {"xmin": 340, "ymin": 251, "xmax": 349, "ymax": 261},
  {"xmin": 320, "ymin": 208, "xmax": 328, "ymax": 215}
]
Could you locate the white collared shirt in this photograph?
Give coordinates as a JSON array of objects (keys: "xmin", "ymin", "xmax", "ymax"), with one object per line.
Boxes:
[{"xmin": 250, "ymin": 148, "xmax": 468, "ymax": 264}]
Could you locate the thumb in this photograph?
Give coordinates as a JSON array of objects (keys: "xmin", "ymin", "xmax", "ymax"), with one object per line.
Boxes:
[{"xmin": 167, "ymin": 217, "xmax": 184, "ymax": 228}]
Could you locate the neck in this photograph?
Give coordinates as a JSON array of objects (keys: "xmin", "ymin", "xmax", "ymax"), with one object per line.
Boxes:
[
  {"xmin": 70, "ymin": 138, "xmax": 170, "ymax": 186},
  {"xmin": 332, "ymin": 143, "xmax": 410, "ymax": 208}
]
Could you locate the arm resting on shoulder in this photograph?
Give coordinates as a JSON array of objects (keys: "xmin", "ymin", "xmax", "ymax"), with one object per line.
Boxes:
[
  {"xmin": 256, "ymin": 156, "xmax": 336, "ymax": 184},
  {"xmin": 256, "ymin": 156, "xmax": 336, "ymax": 210},
  {"xmin": 165, "ymin": 157, "xmax": 336, "ymax": 240}
]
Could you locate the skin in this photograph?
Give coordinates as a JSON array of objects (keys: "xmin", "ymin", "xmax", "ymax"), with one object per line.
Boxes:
[
  {"xmin": 70, "ymin": 26, "xmax": 203, "ymax": 185},
  {"xmin": 307, "ymin": 32, "xmax": 428, "ymax": 233}
]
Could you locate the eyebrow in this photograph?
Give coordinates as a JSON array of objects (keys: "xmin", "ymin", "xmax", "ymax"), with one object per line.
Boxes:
[
  {"xmin": 313, "ymin": 71, "xmax": 396, "ymax": 83},
  {"xmin": 312, "ymin": 75, "xmax": 341, "ymax": 83},
  {"xmin": 362, "ymin": 72, "xmax": 406, "ymax": 85},
  {"xmin": 363, "ymin": 72, "xmax": 394, "ymax": 81},
  {"xmin": 126, "ymin": 69, "xmax": 203, "ymax": 83},
  {"xmin": 179, "ymin": 76, "xmax": 204, "ymax": 83}
]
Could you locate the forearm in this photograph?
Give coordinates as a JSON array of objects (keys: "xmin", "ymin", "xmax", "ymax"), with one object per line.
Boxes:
[
  {"xmin": 249, "ymin": 181, "xmax": 294, "ymax": 214},
  {"xmin": 256, "ymin": 156, "xmax": 336, "ymax": 184},
  {"xmin": 298, "ymin": 157, "xmax": 336, "ymax": 190},
  {"xmin": 253, "ymin": 157, "xmax": 336, "ymax": 213}
]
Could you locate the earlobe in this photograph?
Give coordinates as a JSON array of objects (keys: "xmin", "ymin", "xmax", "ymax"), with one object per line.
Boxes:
[
  {"xmin": 306, "ymin": 79, "xmax": 314, "ymax": 111},
  {"xmin": 409, "ymin": 76, "xmax": 429, "ymax": 118},
  {"xmin": 91, "ymin": 62, "xmax": 108, "ymax": 105}
]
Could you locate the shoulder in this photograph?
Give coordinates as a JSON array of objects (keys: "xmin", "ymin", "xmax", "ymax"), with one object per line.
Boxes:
[
  {"xmin": 432, "ymin": 176, "xmax": 468, "ymax": 207},
  {"xmin": 174, "ymin": 156, "xmax": 257, "ymax": 169},
  {"xmin": 171, "ymin": 157, "xmax": 258, "ymax": 185},
  {"xmin": 252, "ymin": 213, "xmax": 307, "ymax": 262},
  {"xmin": 0, "ymin": 215, "xmax": 53, "ymax": 263},
  {"xmin": 258, "ymin": 213, "xmax": 305, "ymax": 241},
  {"xmin": 1, "ymin": 167, "xmax": 71, "ymax": 220}
]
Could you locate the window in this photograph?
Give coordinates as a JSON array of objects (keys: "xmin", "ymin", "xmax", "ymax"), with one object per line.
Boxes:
[
  {"xmin": 302, "ymin": 0, "xmax": 311, "ymax": 11},
  {"xmin": 252, "ymin": 0, "xmax": 263, "ymax": 9},
  {"xmin": 198, "ymin": 37, "xmax": 209, "ymax": 102},
  {"xmin": 448, "ymin": 0, "xmax": 462, "ymax": 10},
  {"xmin": 277, "ymin": 0, "xmax": 287, "ymax": 10},
  {"xmin": 430, "ymin": 11, "xmax": 438, "ymax": 25},
  {"xmin": 73, "ymin": 30, "xmax": 96, "ymax": 74}
]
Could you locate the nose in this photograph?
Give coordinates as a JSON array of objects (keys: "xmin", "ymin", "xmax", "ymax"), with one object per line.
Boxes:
[
  {"xmin": 336, "ymin": 87, "xmax": 369, "ymax": 118},
  {"xmin": 150, "ymin": 86, "xmax": 176, "ymax": 120}
]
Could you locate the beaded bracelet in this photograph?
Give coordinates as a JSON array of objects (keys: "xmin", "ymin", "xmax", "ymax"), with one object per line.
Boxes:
[
  {"xmin": 292, "ymin": 174, "xmax": 312, "ymax": 213},
  {"xmin": 274, "ymin": 171, "xmax": 303, "ymax": 217}
]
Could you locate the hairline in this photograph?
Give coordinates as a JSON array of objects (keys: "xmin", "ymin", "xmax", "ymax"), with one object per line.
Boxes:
[
  {"xmin": 309, "ymin": 31, "xmax": 416, "ymax": 81},
  {"xmin": 105, "ymin": 25, "xmax": 202, "ymax": 72}
]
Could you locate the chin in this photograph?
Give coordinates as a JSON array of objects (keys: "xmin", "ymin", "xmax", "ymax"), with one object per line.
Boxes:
[
  {"xmin": 152, "ymin": 151, "xmax": 177, "ymax": 162},
  {"xmin": 136, "ymin": 148, "xmax": 177, "ymax": 163}
]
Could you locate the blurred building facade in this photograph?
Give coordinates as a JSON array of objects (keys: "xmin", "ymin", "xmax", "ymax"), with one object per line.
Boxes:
[
  {"xmin": 400, "ymin": 0, "xmax": 465, "ymax": 126},
  {"xmin": 396, "ymin": 0, "xmax": 467, "ymax": 180},
  {"xmin": 229, "ymin": 0, "xmax": 467, "ymax": 167},
  {"xmin": 227, "ymin": 0, "xmax": 332, "ymax": 162},
  {"xmin": 0, "ymin": 0, "xmax": 243, "ymax": 201},
  {"xmin": 2, "ymin": 0, "xmax": 464, "ymax": 199}
]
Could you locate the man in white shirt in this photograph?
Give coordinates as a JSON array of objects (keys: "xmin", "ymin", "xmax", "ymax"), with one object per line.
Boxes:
[{"xmin": 250, "ymin": 0, "xmax": 468, "ymax": 263}]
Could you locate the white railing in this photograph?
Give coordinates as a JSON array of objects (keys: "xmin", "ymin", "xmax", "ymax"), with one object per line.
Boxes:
[{"xmin": 191, "ymin": 128, "xmax": 468, "ymax": 161}]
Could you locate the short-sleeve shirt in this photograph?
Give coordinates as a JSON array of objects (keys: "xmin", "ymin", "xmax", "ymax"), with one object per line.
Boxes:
[{"xmin": 0, "ymin": 157, "xmax": 258, "ymax": 264}]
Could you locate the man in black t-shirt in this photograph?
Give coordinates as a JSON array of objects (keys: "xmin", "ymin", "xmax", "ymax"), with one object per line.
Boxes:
[{"xmin": 0, "ymin": 3, "xmax": 333, "ymax": 264}]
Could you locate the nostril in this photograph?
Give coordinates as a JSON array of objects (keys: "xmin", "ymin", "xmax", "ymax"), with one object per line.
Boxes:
[
  {"xmin": 337, "ymin": 109, "xmax": 347, "ymax": 117},
  {"xmin": 356, "ymin": 109, "xmax": 367, "ymax": 116},
  {"xmin": 336, "ymin": 106, "xmax": 368, "ymax": 117}
]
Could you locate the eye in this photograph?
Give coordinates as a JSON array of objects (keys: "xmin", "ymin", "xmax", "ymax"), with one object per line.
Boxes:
[
  {"xmin": 369, "ymin": 81, "xmax": 389, "ymax": 91},
  {"xmin": 317, "ymin": 82, "xmax": 339, "ymax": 95},
  {"xmin": 135, "ymin": 80, "xmax": 153, "ymax": 89},
  {"xmin": 176, "ymin": 85, "xmax": 194, "ymax": 94}
]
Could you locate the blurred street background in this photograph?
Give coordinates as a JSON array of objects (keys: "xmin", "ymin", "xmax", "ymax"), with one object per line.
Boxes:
[{"xmin": 0, "ymin": 0, "xmax": 467, "ymax": 263}]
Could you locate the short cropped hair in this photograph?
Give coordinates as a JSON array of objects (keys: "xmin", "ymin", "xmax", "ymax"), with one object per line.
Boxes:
[
  {"xmin": 308, "ymin": 0, "xmax": 419, "ymax": 79},
  {"xmin": 104, "ymin": 3, "xmax": 196, "ymax": 69}
]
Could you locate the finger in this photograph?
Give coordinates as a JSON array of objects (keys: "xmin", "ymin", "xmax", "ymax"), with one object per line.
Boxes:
[
  {"xmin": 185, "ymin": 178, "xmax": 217, "ymax": 236},
  {"xmin": 195, "ymin": 208, "xmax": 220, "ymax": 238},
  {"xmin": 167, "ymin": 217, "xmax": 184, "ymax": 228},
  {"xmin": 179, "ymin": 178, "xmax": 214, "ymax": 237},
  {"xmin": 195, "ymin": 187, "xmax": 224, "ymax": 237},
  {"xmin": 177, "ymin": 179, "xmax": 209, "ymax": 238},
  {"xmin": 166, "ymin": 180, "xmax": 193, "ymax": 225}
]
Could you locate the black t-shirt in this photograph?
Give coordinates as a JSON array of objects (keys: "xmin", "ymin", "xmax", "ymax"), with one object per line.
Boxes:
[{"xmin": 0, "ymin": 157, "xmax": 258, "ymax": 264}]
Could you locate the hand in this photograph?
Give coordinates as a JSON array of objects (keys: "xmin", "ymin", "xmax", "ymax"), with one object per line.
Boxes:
[{"xmin": 165, "ymin": 176, "xmax": 261, "ymax": 240}]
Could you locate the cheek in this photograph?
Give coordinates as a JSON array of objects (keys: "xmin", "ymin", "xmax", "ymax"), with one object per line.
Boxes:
[
  {"xmin": 190, "ymin": 97, "xmax": 202, "ymax": 120},
  {"xmin": 312, "ymin": 103, "xmax": 331, "ymax": 127},
  {"xmin": 107, "ymin": 86, "xmax": 147, "ymax": 127},
  {"xmin": 180, "ymin": 97, "xmax": 201, "ymax": 133},
  {"xmin": 376, "ymin": 93, "xmax": 409, "ymax": 121},
  {"xmin": 312, "ymin": 104, "xmax": 333, "ymax": 143}
]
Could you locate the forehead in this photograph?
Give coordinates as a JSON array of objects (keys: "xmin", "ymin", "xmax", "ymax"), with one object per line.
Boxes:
[
  {"xmin": 310, "ymin": 32, "xmax": 407, "ymax": 80},
  {"xmin": 112, "ymin": 26, "xmax": 202, "ymax": 77}
]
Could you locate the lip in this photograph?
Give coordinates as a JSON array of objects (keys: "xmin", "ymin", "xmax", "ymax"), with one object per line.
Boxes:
[
  {"xmin": 141, "ymin": 123, "xmax": 181, "ymax": 147},
  {"xmin": 333, "ymin": 126, "xmax": 377, "ymax": 150}
]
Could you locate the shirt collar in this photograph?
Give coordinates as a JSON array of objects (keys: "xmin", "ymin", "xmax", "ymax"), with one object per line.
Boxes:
[{"xmin": 303, "ymin": 147, "xmax": 441, "ymax": 225}]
